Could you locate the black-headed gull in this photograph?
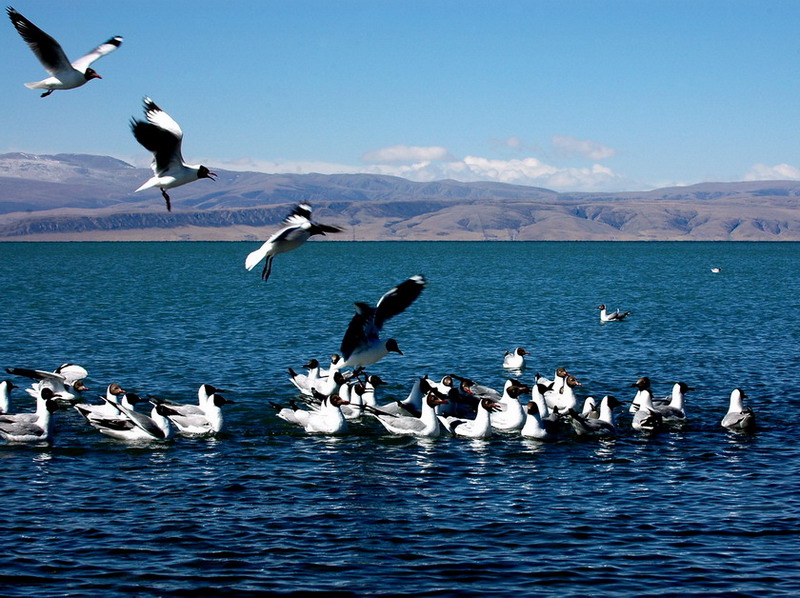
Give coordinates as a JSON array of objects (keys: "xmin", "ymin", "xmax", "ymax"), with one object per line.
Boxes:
[
  {"xmin": 721, "ymin": 388, "xmax": 756, "ymax": 433},
  {"xmin": 84, "ymin": 393, "xmax": 172, "ymax": 442},
  {"xmin": 277, "ymin": 393, "xmax": 350, "ymax": 435},
  {"xmin": 490, "ymin": 381, "xmax": 532, "ymax": 432},
  {"xmin": 630, "ymin": 377, "xmax": 664, "ymax": 432},
  {"xmin": 502, "ymin": 347, "xmax": 529, "ymax": 370},
  {"xmin": 7, "ymin": 7, "xmax": 122, "ymax": 97},
  {"xmin": 0, "ymin": 387, "xmax": 62, "ymax": 443},
  {"xmin": 655, "ymin": 381, "xmax": 693, "ymax": 426},
  {"xmin": 245, "ymin": 204, "xmax": 343, "ymax": 282},
  {"xmin": 130, "ymin": 97, "xmax": 217, "ymax": 212},
  {"xmin": 521, "ymin": 400, "xmax": 563, "ymax": 441},
  {"xmin": 156, "ymin": 393, "xmax": 232, "ymax": 437},
  {"xmin": 6, "ymin": 363, "xmax": 89, "ymax": 404},
  {"xmin": 369, "ymin": 392, "xmax": 447, "ymax": 438},
  {"xmin": 73, "ymin": 383, "xmax": 128, "ymax": 422},
  {"xmin": 339, "ymin": 275, "xmax": 426, "ymax": 368},
  {"xmin": 438, "ymin": 397, "xmax": 501, "ymax": 439},
  {"xmin": 597, "ymin": 304, "xmax": 631, "ymax": 322}
]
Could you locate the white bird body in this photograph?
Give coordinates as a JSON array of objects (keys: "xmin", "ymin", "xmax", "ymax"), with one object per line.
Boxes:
[
  {"xmin": 655, "ymin": 382, "xmax": 693, "ymax": 425},
  {"xmin": 278, "ymin": 394, "xmax": 349, "ymax": 435},
  {"xmin": 130, "ymin": 97, "xmax": 216, "ymax": 211},
  {"xmin": 0, "ymin": 388, "xmax": 61, "ymax": 443},
  {"xmin": 491, "ymin": 383, "xmax": 530, "ymax": 432},
  {"xmin": 74, "ymin": 383, "xmax": 128, "ymax": 422},
  {"xmin": 245, "ymin": 204, "xmax": 342, "ymax": 282},
  {"xmin": 439, "ymin": 398, "xmax": 500, "ymax": 439},
  {"xmin": 521, "ymin": 401, "xmax": 562, "ymax": 440},
  {"xmin": 545, "ymin": 374, "xmax": 581, "ymax": 414},
  {"xmin": 287, "ymin": 359, "xmax": 322, "ymax": 396},
  {"xmin": 502, "ymin": 347, "xmax": 529, "ymax": 370},
  {"xmin": 567, "ymin": 395, "xmax": 622, "ymax": 438},
  {"xmin": 339, "ymin": 275, "xmax": 426, "ymax": 368},
  {"xmin": 7, "ymin": 363, "xmax": 89, "ymax": 404},
  {"xmin": 721, "ymin": 388, "xmax": 756, "ymax": 433},
  {"xmin": 88, "ymin": 394, "xmax": 172, "ymax": 442},
  {"xmin": 160, "ymin": 393, "xmax": 231, "ymax": 437},
  {"xmin": 371, "ymin": 393, "xmax": 446, "ymax": 437},
  {"xmin": 630, "ymin": 378, "xmax": 663, "ymax": 432},
  {"xmin": 0, "ymin": 380, "xmax": 18, "ymax": 414},
  {"xmin": 7, "ymin": 7, "xmax": 122, "ymax": 97},
  {"xmin": 149, "ymin": 383, "xmax": 222, "ymax": 419},
  {"xmin": 373, "ymin": 376, "xmax": 429, "ymax": 417}
]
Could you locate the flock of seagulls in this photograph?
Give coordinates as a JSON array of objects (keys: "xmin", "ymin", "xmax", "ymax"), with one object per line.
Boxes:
[
  {"xmin": 271, "ymin": 354, "xmax": 758, "ymax": 440},
  {"xmin": 4, "ymin": 8, "xmax": 758, "ymax": 447},
  {"xmin": 0, "ymin": 363, "xmax": 233, "ymax": 444}
]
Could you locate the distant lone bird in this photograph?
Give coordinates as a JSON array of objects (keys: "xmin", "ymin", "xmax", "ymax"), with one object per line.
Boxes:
[
  {"xmin": 7, "ymin": 7, "xmax": 122, "ymax": 97},
  {"xmin": 130, "ymin": 97, "xmax": 217, "ymax": 212},
  {"xmin": 597, "ymin": 304, "xmax": 631, "ymax": 322},
  {"xmin": 245, "ymin": 204, "xmax": 342, "ymax": 282},
  {"xmin": 339, "ymin": 275, "xmax": 427, "ymax": 368}
]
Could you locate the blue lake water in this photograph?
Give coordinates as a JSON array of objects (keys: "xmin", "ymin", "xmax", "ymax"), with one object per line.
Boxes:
[{"xmin": 0, "ymin": 241, "xmax": 799, "ymax": 596}]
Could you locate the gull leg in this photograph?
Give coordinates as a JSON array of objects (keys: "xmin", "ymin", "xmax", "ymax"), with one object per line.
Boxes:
[{"xmin": 160, "ymin": 188, "xmax": 172, "ymax": 212}]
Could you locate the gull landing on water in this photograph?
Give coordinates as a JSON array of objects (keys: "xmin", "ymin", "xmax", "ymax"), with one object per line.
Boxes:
[
  {"xmin": 338, "ymin": 275, "xmax": 427, "ymax": 368},
  {"xmin": 7, "ymin": 7, "xmax": 122, "ymax": 97},
  {"xmin": 245, "ymin": 204, "xmax": 343, "ymax": 282},
  {"xmin": 130, "ymin": 97, "xmax": 217, "ymax": 212}
]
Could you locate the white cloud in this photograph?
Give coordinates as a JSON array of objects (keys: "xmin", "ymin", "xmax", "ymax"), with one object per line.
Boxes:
[
  {"xmin": 361, "ymin": 144, "xmax": 453, "ymax": 163},
  {"xmin": 205, "ymin": 154, "xmax": 634, "ymax": 192},
  {"xmin": 551, "ymin": 135, "xmax": 616, "ymax": 161},
  {"xmin": 744, "ymin": 163, "xmax": 800, "ymax": 181}
]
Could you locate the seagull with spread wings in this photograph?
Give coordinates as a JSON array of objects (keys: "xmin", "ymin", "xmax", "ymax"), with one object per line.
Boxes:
[
  {"xmin": 7, "ymin": 7, "xmax": 122, "ymax": 97},
  {"xmin": 130, "ymin": 97, "xmax": 217, "ymax": 212}
]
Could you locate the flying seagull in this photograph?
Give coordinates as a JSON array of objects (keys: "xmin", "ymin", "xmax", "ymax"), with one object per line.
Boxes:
[
  {"xmin": 339, "ymin": 275, "xmax": 426, "ymax": 368},
  {"xmin": 7, "ymin": 7, "xmax": 122, "ymax": 97},
  {"xmin": 245, "ymin": 204, "xmax": 343, "ymax": 282},
  {"xmin": 130, "ymin": 97, "xmax": 217, "ymax": 212}
]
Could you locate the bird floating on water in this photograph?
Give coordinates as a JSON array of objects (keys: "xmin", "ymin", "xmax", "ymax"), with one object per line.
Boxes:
[
  {"xmin": 502, "ymin": 347, "xmax": 529, "ymax": 370},
  {"xmin": 130, "ymin": 97, "xmax": 217, "ymax": 212},
  {"xmin": 721, "ymin": 388, "xmax": 756, "ymax": 434},
  {"xmin": 598, "ymin": 304, "xmax": 631, "ymax": 322},
  {"xmin": 6, "ymin": 7, "xmax": 122, "ymax": 97},
  {"xmin": 245, "ymin": 204, "xmax": 343, "ymax": 282}
]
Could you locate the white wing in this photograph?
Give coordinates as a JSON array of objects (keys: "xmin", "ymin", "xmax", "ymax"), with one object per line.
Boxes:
[{"xmin": 71, "ymin": 36, "xmax": 123, "ymax": 72}]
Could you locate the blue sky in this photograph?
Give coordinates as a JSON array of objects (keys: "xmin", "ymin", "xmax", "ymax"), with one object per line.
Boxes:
[{"xmin": 3, "ymin": 0, "xmax": 800, "ymax": 192}]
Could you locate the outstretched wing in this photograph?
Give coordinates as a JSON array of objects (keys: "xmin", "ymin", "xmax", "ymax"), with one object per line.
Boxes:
[
  {"xmin": 5, "ymin": 366, "xmax": 66, "ymax": 383},
  {"xmin": 71, "ymin": 35, "xmax": 123, "ymax": 72},
  {"xmin": 374, "ymin": 275, "xmax": 426, "ymax": 330},
  {"xmin": 130, "ymin": 99, "xmax": 184, "ymax": 173},
  {"xmin": 7, "ymin": 7, "xmax": 70, "ymax": 75},
  {"xmin": 340, "ymin": 302, "xmax": 376, "ymax": 361}
]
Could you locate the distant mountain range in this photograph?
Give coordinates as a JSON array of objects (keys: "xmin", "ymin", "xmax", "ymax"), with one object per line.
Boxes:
[{"xmin": 2, "ymin": 152, "xmax": 800, "ymax": 240}]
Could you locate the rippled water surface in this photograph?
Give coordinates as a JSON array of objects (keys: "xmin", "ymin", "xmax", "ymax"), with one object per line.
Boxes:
[{"xmin": 1, "ymin": 241, "xmax": 799, "ymax": 596}]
